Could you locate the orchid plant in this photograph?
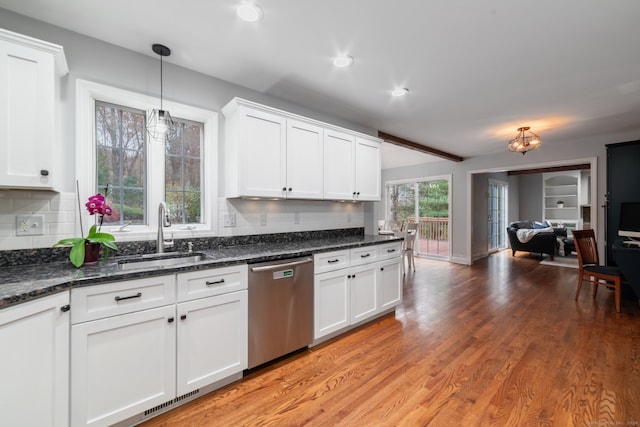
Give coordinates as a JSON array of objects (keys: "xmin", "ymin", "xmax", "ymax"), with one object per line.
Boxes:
[{"xmin": 54, "ymin": 187, "xmax": 118, "ymax": 268}]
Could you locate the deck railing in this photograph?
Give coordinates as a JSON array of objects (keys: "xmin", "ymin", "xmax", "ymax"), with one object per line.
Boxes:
[{"xmin": 408, "ymin": 217, "xmax": 449, "ymax": 240}]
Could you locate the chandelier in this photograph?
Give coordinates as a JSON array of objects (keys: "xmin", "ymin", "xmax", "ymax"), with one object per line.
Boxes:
[
  {"xmin": 147, "ymin": 44, "xmax": 176, "ymax": 143},
  {"xmin": 507, "ymin": 126, "xmax": 541, "ymax": 155}
]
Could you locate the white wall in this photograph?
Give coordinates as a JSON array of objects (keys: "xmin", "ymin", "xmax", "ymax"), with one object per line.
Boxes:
[{"xmin": 0, "ymin": 10, "xmax": 372, "ymax": 250}]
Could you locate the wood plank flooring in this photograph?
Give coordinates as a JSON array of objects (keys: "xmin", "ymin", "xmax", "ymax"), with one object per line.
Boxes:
[{"xmin": 141, "ymin": 251, "xmax": 640, "ymax": 426}]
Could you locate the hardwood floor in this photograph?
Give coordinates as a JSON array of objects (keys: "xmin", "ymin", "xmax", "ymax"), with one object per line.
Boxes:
[{"xmin": 141, "ymin": 251, "xmax": 640, "ymax": 426}]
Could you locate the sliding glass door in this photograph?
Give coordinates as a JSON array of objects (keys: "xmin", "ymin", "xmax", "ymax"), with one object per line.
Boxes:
[{"xmin": 386, "ymin": 176, "xmax": 451, "ymax": 259}]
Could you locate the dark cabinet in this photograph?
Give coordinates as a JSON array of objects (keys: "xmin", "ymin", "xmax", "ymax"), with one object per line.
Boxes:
[{"xmin": 605, "ymin": 140, "xmax": 640, "ymax": 264}]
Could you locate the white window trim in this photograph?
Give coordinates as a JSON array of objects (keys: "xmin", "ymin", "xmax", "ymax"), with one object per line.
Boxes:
[{"xmin": 75, "ymin": 79, "xmax": 218, "ymax": 242}]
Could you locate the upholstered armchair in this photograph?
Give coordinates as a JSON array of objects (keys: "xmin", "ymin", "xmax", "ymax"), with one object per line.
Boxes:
[{"xmin": 507, "ymin": 221, "xmax": 557, "ymax": 260}]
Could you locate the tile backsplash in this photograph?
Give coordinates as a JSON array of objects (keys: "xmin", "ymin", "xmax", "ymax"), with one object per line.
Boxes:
[
  {"xmin": 0, "ymin": 190, "xmax": 76, "ymax": 250},
  {"xmin": 0, "ymin": 190, "xmax": 366, "ymax": 251}
]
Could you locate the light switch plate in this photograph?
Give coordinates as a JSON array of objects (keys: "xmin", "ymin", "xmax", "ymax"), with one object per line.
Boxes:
[
  {"xmin": 223, "ymin": 213, "xmax": 236, "ymax": 227},
  {"xmin": 16, "ymin": 215, "xmax": 44, "ymax": 236}
]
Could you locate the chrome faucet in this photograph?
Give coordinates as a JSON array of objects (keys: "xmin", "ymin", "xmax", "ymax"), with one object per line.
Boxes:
[{"xmin": 157, "ymin": 202, "xmax": 174, "ymax": 253}]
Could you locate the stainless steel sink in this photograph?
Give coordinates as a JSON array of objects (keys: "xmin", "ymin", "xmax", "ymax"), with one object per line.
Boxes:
[{"xmin": 117, "ymin": 252, "xmax": 208, "ymax": 270}]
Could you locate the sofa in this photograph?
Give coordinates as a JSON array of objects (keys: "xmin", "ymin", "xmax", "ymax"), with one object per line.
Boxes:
[{"xmin": 507, "ymin": 221, "xmax": 557, "ymax": 260}]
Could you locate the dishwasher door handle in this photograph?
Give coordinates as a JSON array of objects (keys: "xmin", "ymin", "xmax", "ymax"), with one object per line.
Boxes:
[{"xmin": 250, "ymin": 257, "xmax": 313, "ymax": 272}]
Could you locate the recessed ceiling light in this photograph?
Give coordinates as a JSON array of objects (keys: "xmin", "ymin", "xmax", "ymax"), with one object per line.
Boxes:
[
  {"xmin": 391, "ymin": 88, "xmax": 409, "ymax": 97},
  {"xmin": 237, "ymin": 1, "xmax": 263, "ymax": 22},
  {"xmin": 333, "ymin": 55, "xmax": 354, "ymax": 68}
]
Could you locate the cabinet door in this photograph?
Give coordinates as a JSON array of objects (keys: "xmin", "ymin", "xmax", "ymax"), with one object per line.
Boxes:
[
  {"xmin": 378, "ymin": 258, "xmax": 402, "ymax": 311},
  {"xmin": 0, "ymin": 293, "xmax": 69, "ymax": 427},
  {"xmin": 323, "ymin": 129, "xmax": 355, "ymax": 200},
  {"xmin": 354, "ymin": 137, "xmax": 381, "ymax": 201},
  {"xmin": 286, "ymin": 118, "xmax": 324, "ymax": 199},
  {"xmin": 71, "ymin": 305, "xmax": 176, "ymax": 427},
  {"xmin": 238, "ymin": 107, "xmax": 287, "ymax": 198},
  {"xmin": 0, "ymin": 40, "xmax": 55, "ymax": 188},
  {"xmin": 314, "ymin": 269, "xmax": 350, "ymax": 339},
  {"xmin": 176, "ymin": 290, "xmax": 248, "ymax": 395},
  {"xmin": 350, "ymin": 264, "xmax": 378, "ymax": 324}
]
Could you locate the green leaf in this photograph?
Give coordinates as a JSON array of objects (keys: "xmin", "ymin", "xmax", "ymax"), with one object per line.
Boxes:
[
  {"xmin": 69, "ymin": 240, "xmax": 87, "ymax": 268},
  {"xmin": 53, "ymin": 237, "xmax": 84, "ymax": 247}
]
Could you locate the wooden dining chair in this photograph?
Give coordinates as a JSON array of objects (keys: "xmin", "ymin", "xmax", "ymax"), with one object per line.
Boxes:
[
  {"xmin": 573, "ymin": 229, "xmax": 626, "ymax": 312},
  {"xmin": 402, "ymin": 228, "xmax": 417, "ymax": 275}
]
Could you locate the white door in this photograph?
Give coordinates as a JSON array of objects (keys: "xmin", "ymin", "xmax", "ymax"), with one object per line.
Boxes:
[
  {"xmin": 323, "ymin": 129, "xmax": 355, "ymax": 200},
  {"xmin": 354, "ymin": 137, "xmax": 381, "ymax": 201},
  {"xmin": 286, "ymin": 119, "xmax": 324, "ymax": 199},
  {"xmin": 238, "ymin": 107, "xmax": 287, "ymax": 198},
  {"xmin": 488, "ymin": 179, "xmax": 508, "ymax": 252},
  {"xmin": 0, "ymin": 293, "xmax": 69, "ymax": 427},
  {"xmin": 378, "ymin": 259, "xmax": 402, "ymax": 311},
  {"xmin": 176, "ymin": 290, "xmax": 248, "ymax": 395},
  {"xmin": 314, "ymin": 269, "xmax": 350, "ymax": 339},
  {"xmin": 0, "ymin": 40, "xmax": 55, "ymax": 188},
  {"xmin": 349, "ymin": 264, "xmax": 378, "ymax": 324},
  {"xmin": 71, "ymin": 305, "xmax": 176, "ymax": 427}
]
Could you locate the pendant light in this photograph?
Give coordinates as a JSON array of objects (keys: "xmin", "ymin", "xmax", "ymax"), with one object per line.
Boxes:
[{"xmin": 147, "ymin": 43, "xmax": 176, "ymax": 143}]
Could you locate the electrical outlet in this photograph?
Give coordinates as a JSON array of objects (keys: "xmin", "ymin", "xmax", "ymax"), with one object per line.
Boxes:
[
  {"xmin": 260, "ymin": 213, "xmax": 267, "ymax": 226},
  {"xmin": 16, "ymin": 215, "xmax": 44, "ymax": 236},
  {"xmin": 223, "ymin": 213, "xmax": 236, "ymax": 227}
]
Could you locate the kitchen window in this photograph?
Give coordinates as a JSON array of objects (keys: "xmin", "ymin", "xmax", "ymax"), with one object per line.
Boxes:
[{"xmin": 77, "ymin": 80, "xmax": 217, "ymax": 240}]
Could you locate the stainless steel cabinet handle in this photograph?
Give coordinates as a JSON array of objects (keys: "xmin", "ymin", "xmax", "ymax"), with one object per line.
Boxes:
[
  {"xmin": 250, "ymin": 257, "xmax": 313, "ymax": 272},
  {"xmin": 114, "ymin": 292, "xmax": 142, "ymax": 302},
  {"xmin": 361, "ymin": 253, "xmax": 371, "ymax": 258},
  {"xmin": 387, "ymin": 249, "xmax": 396, "ymax": 253},
  {"xmin": 206, "ymin": 278, "xmax": 225, "ymax": 286},
  {"xmin": 180, "ymin": 314, "xmax": 187, "ymax": 320},
  {"xmin": 60, "ymin": 305, "xmax": 70, "ymax": 312}
]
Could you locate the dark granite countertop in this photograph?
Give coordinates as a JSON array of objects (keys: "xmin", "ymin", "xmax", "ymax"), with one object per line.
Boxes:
[{"xmin": 0, "ymin": 234, "xmax": 402, "ymax": 310}]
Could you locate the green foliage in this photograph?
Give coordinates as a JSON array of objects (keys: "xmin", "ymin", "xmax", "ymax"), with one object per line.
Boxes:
[{"xmin": 53, "ymin": 225, "xmax": 118, "ymax": 268}]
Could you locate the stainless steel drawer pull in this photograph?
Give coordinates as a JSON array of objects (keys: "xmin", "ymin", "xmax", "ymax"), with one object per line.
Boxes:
[
  {"xmin": 327, "ymin": 259, "xmax": 340, "ymax": 263},
  {"xmin": 114, "ymin": 292, "xmax": 142, "ymax": 302},
  {"xmin": 387, "ymin": 249, "xmax": 396, "ymax": 253},
  {"xmin": 206, "ymin": 278, "xmax": 225, "ymax": 286},
  {"xmin": 361, "ymin": 253, "xmax": 371, "ymax": 258}
]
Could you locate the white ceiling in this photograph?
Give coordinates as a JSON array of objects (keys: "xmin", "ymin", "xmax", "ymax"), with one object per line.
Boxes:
[{"xmin": 2, "ymin": 0, "xmax": 640, "ymax": 166}]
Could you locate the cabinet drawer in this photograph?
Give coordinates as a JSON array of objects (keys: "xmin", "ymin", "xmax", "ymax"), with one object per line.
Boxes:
[
  {"xmin": 177, "ymin": 264, "xmax": 248, "ymax": 302},
  {"xmin": 349, "ymin": 246, "xmax": 378, "ymax": 266},
  {"xmin": 314, "ymin": 250, "xmax": 349, "ymax": 274},
  {"xmin": 71, "ymin": 275, "xmax": 176, "ymax": 324},
  {"xmin": 378, "ymin": 242, "xmax": 402, "ymax": 260}
]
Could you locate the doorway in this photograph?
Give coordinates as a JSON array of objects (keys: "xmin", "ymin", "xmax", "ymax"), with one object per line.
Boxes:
[{"xmin": 385, "ymin": 175, "xmax": 451, "ymax": 260}]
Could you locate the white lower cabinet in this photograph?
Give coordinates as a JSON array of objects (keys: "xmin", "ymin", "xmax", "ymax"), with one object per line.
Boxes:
[
  {"xmin": 176, "ymin": 289, "xmax": 248, "ymax": 395},
  {"xmin": 0, "ymin": 292, "xmax": 69, "ymax": 427},
  {"xmin": 71, "ymin": 305, "xmax": 176, "ymax": 427},
  {"xmin": 314, "ymin": 243, "xmax": 402, "ymax": 340},
  {"xmin": 314, "ymin": 268, "xmax": 350, "ymax": 338},
  {"xmin": 349, "ymin": 263, "xmax": 378, "ymax": 324},
  {"xmin": 70, "ymin": 265, "xmax": 248, "ymax": 426},
  {"xmin": 378, "ymin": 258, "xmax": 402, "ymax": 311}
]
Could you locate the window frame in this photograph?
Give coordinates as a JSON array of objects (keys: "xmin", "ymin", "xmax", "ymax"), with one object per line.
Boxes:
[{"xmin": 76, "ymin": 79, "xmax": 218, "ymax": 241}]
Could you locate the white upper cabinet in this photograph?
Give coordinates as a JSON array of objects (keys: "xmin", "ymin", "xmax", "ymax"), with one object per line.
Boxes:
[
  {"xmin": 223, "ymin": 97, "xmax": 380, "ymax": 201},
  {"xmin": 0, "ymin": 29, "xmax": 68, "ymax": 190},
  {"xmin": 226, "ymin": 106, "xmax": 287, "ymax": 198},
  {"xmin": 323, "ymin": 129, "xmax": 355, "ymax": 200},
  {"xmin": 286, "ymin": 118, "xmax": 324, "ymax": 199},
  {"xmin": 354, "ymin": 137, "xmax": 381, "ymax": 201}
]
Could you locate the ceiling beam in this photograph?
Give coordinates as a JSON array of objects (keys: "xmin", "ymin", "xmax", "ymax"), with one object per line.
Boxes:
[
  {"xmin": 507, "ymin": 164, "xmax": 591, "ymax": 176},
  {"xmin": 377, "ymin": 131, "xmax": 464, "ymax": 162}
]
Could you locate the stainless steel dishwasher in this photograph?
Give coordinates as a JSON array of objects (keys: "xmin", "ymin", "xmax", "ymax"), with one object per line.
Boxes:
[{"xmin": 247, "ymin": 256, "xmax": 314, "ymax": 369}]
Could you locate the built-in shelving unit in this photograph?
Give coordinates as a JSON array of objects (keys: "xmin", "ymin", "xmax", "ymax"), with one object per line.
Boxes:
[{"xmin": 543, "ymin": 171, "xmax": 580, "ymax": 229}]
